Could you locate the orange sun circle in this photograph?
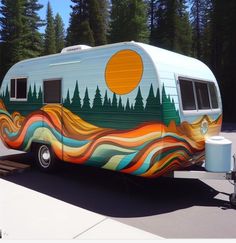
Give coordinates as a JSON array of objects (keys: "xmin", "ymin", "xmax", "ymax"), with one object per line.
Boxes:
[{"xmin": 105, "ymin": 49, "xmax": 143, "ymax": 95}]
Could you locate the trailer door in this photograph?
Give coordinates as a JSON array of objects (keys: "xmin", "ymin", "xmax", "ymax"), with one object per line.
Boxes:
[{"xmin": 42, "ymin": 79, "xmax": 63, "ymax": 161}]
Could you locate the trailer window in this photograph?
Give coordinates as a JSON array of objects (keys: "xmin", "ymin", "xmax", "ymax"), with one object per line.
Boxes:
[
  {"xmin": 195, "ymin": 82, "xmax": 210, "ymax": 110},
  {"xmin": 179, "ymin": 79, "xmax": 196, "ymax": 110},
  {"xmin": 209, "ymin": 83, "xmax": 219, "ymax": 109},
  {"xmin": 179, "ymin": 77, "xmax": 219, "ymax": 112},
  {"xmin": 10, "ymin": 78, "xmax": 27, "ymax": 100},
  {"xmin": 44, "ymin": 79, "xmax": 61, "ymax": 103}
]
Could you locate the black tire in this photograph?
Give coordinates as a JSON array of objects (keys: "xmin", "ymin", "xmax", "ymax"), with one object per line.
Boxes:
[
  {"xmin": 34, "ymin": 144, "xmax": 57, "ymax": 172},
  {"xmin": 229, "ymin": 193, "xmax": 236, "ymax": 208}
]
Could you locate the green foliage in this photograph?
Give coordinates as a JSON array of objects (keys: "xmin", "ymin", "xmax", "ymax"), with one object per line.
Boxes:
[
  {"xmin": 161, "ymin": 84, "xmax": 180, "ymax": 125},
  {"xmin": 103, "ymin": 90, "xmax": 110, "ymax": 110},
  {"xmin": 71, "ymin": 81, "xmax": 81, "ymax": 109},
  {"xmin": 88, "ymin": 0, "xmax": 107, "ymax": 45},
  {"xmin": 64, "ymin": 89, "xmax": 71, "ymax": 108},
  {"xmin": 109, "ymin": 0, "xmax": 149, "ymax": 43},
  {"xmin": 54, "ymin": 13, "xmax": 65, "ymax": 53},
  {"xmin": 92, "ymin": 86, "xmax": 103, "ymax": 110},
  {"xmin": 150, "ymin": 0, "xmax": 192, "ymax": 55},
  {"xmin": 0, "ymin": 0, "xmax": 25, "ymax": 73},
  {"xmin": 37, "ymin": 86, "xmax": 42, "ymax": 103},
  {"xmin": 23, "ymin": 0, "xmax": 44, "ymax": 58},
  {"xmin": 44, "ymin": 1, "xmax": 56, "ymax": 55},
  {"xmin": 67, "ymin": 0, "xmax": 108, "ymax": 46},
  {"xmin": 134, "ymin": 86, "xmax": 144, "ymax": 112},
  {"xmin": 82, "ymin": 87, "xmax": 91, "ymax": 111},
  {"xmin": 0, "ymin": 0, "xmax": 43, "ymax": 79},
  {"xmin": 111, "ymin": 93, "xmax": 118, "ymax": 110}
]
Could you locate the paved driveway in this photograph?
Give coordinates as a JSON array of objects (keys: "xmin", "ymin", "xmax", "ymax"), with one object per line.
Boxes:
[{"xmin": 0, "ymin": 126, "xmax": 236, "ymax": 239}]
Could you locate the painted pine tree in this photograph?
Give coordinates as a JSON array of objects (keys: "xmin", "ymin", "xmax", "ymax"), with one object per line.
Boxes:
[
  {"xmin": 92, "ymin": 86, "xmax": 103, "ymax": 110},
  {"xmin": 161, "ymin": 85, "xmax": 180, "ymax": 125},
  {"xmin": 64, "ymin": 89, "xmax": 71, "ymax": 108},
  {"xmin": 118, "ymin": 97, "xmax": 124, "ymax": 112},
  {"xmin": 103, "ymin": 90, "xmax": 110, "ymax": 110},
  {"xmin": 37, "ymin": 86, "xmax": 43, "ymax": 104},
  {"xmin": 125, "ymin": 98, "xmax": 131, "ymax": 112},
  {"xmin": 111, "ymin": 93, "xmax": 118, "ymax": 111},
  {"xmin": 27, "ymin": 85, "xmax": 33, "ymax": 102},
  {"xmin": 71, "ymin": 81, "xmax": 81, "ymax": 112},
  {"xmin": 32, "ymin": 84, "xmax": 37, "ymax": 103},
  {"xmin": 82, "ymin": 87, "xmax": 91, "ymax": 111},
  {"xmin": 134, "ymin": 87, "xmax": 144, "ymax": 112}
]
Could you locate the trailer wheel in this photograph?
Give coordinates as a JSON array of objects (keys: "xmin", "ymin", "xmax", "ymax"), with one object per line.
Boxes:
[
  {"xmin": 34, "ymin": 144, "xmax": 57, "ymax": 172},
  {"xmin": 229, "ymin": 193, "xmax": 236, "ymax": 208}
]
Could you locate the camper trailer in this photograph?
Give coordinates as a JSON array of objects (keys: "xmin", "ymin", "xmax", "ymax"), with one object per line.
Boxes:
[{"xmin": 0, "ymin": 42, "xmax": 222, "ymax": 177}]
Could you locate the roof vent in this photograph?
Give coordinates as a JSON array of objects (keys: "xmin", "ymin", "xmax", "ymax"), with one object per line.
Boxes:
[{"xmin": 61, "ymin": 45, "xmax": 92, "ymax": 53}]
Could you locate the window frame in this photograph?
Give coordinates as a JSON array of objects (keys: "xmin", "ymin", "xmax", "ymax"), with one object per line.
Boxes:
[
  {"xmin": 10, "ymin": 77, "xmax": 28, "ymax": 101},
  {"xmin": 43, "ymin": 78, "xmax": 62, "ymax": 105},
  {"xmin": 176, "ymin": 75, "xmax": 221, "ymax": 116}
]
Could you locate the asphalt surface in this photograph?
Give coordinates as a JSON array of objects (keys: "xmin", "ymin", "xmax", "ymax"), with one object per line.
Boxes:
[{"xmin": 1, "ymin": 124, "xmax": 236, "ymax": 239}]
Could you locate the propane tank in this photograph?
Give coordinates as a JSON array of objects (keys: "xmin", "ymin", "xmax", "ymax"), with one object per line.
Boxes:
[{"xmin": 205, "ymin": 136, "xmax": 232, "ymax": 172}]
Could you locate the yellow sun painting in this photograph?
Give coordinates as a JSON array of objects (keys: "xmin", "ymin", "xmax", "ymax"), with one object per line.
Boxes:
[{"xmin": 105, "ymin": 49, "xmax": 144, "ymax": 95}]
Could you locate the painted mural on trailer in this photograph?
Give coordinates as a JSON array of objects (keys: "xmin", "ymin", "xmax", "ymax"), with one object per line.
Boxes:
[{"xmin": 0, "ymin": 47, "xmax": 222, "ymax": 177}]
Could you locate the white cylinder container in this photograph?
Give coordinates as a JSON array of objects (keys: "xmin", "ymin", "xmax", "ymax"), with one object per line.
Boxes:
[{"xmin": 205, "ymin": 136, "xmax": 232, "ymax": 172}]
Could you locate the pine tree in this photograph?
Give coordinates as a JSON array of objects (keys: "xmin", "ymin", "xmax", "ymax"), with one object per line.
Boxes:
[
  {"xmin": 32, "ymin": 84, "xmax": 37, "ymax": 103},
  {"xmin": 0, "ymin": 0, "xmax": 25, "ymax": 73},
  {"xmin": 145, "ymin": 84, "xmax": 156, "ymax": 112},
  {"xmin": 44, "ymin": 1, "xmax": 56, "ymax": 55},
  {"xmin": 103, "ymin": 90, "xmax": 110, "ymax": 110},
  {"xmin": 190, "ymin": 0, "xmax": 211, "ymax": 59},
  {"xmin": 27, "ymin": 85, "xmax": 33, "ymax": 102},
  {"xmin": 111, "ymin": 93, "xmax": 118, "ymax": 111},
  {"xmin": 64, "ymin": 89, "xmax": 71, "ymax": 107},
  {"xmin": 23, "ymin": 0, "xmax": 44, "ymax": 57},
  {"xmin": 37, "ymin": 86, "xmax": 42, "ymax": 104},
  {"xmin": 109, "ymin": 0, "xmax": 149, "ymax": 43},
  {"xmin": 71, "ymin": 81, "xmax": 81, "ymax": 109},
  {"xmin": 67, "ymin": 0, "xmax": 95, "ymax": 46},
  {"xmin": 118, "ymin": 97, "xmax": 124, "ymax": 112},
  {"xmin": 150, "ymin": 0, "xmax": 192, "ymax": 55},
  {"xmin": 92, "ymin": 86, "xmax": 103, "ymax": 110},
  {"xmin": 134, "ymin": 87, "xmax": 144, "ymax": 112},
  {"xmin": 54, "ymin": 13, "xmax": 65, "ymax": 53},
  {"xmin": 125, "ymin": 98, "xmax": 131, "ymax": 112},
  {"xmin": 88, "ymin": 0, "xmax": 107, "ymax": 45},
  {"xmin": 82, "ymin": 87, "xmax": 91, "ymax": 111},
  {"xmin": 161, "ymin": 85, "xmax": 180, "ymax": 125}
]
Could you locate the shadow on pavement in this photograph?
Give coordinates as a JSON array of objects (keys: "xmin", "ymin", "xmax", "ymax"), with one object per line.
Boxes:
[
  {"xmin": 221, "ymin": 123, "xmax": 236, "ymax": 133},
  {"xmin": 1, "ymin": 153, "xmax": 230, "ymax": 218}
]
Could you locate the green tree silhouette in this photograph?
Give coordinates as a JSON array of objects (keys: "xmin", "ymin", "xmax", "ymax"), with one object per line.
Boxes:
[
  {"xmin": 134, "ymin": 87, "xmax": 144, "ymax": 112},
  {"xmin": 92, "ymin": 86, "xmax": 103, "ymax": 110},
  {"xmin": 64, "ymin": 89, "xmax": 71, "ymax": 108},
  {"xmin": 145, "ymin": 84, "xmax": 156, "ymax": 112},
  {"xmin": 71, "ymin": 81, "xmax": 81, "ymax": 110},
  {"xmin": 118, "ymin": 96, "xmax": 124, "ymax": 112},
  {"xmin": 37, "ymin": 86, "xmax": 43, "ymax": 104},
  {"xmin": 162, "ymin": 85, "xmax": 180, "ymax": 125},
  {"xmin": 103, "ymin": 90, "xmax": 110, "ymax": 110},
  {"xmin": 27, "ymin": 85, "xmax": 33, "ymax": 102},
  {"xmin": 125, "ymin": 98, "xmax": 131, "ymax": 112},
  {"xmin": 82, "ymin": 87, "xmax": 91, "ymax": 111},
  {"xmin": 32, "ymin": 84, "xmax": 37, "ymax": 103},
  {"xmin": 4, "ymin": 86, "xmax": 10, "ymax": 104},
  {"xmin": 111, "ymin": 93, "xmax": 118, "ymax": 111}
]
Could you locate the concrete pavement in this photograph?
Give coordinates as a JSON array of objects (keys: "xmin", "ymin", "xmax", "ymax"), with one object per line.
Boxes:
[{"xmin": 0, "ymin": 127, "xmax": 236, "ymax": 239}]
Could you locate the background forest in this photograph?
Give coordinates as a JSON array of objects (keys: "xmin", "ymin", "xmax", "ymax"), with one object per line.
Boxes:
[{"xmin": 0, "ymin": 0, "xmax": 235, "ymax": 122}]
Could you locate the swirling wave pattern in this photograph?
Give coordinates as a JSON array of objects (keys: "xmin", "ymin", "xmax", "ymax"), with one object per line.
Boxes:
[{"xmin": 0, "ymin": 100, "xmax": 222, "ymax": 177}]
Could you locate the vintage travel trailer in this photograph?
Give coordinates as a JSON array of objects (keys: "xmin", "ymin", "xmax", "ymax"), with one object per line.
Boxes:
[{"xmin": 0, "ymin": 42, "xmax": 223, "ymax": 177}]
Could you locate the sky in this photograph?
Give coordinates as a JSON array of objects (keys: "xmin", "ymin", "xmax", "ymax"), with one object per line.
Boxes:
[{"xmin": 38, "ymin": 0, "xmax": 71, "ymax": 32}]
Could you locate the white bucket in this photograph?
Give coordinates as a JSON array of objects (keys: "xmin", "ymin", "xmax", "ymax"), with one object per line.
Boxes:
[{"xmin": 205, "ymin": 136, "xmax": 232, "ymax": 172}]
